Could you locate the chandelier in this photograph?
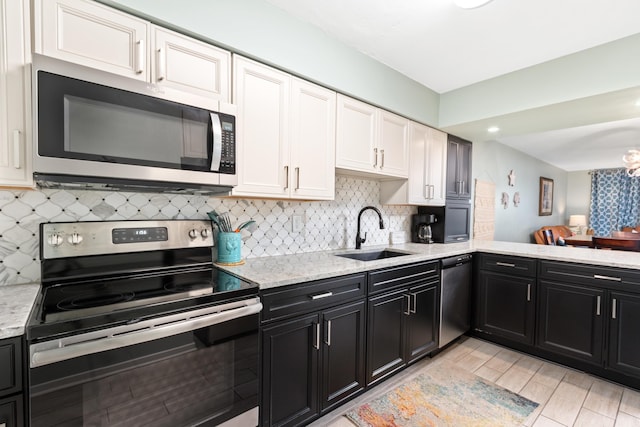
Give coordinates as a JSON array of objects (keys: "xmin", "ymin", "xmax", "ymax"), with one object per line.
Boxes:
[{"xmin": 623, "ymin": 149, "xmax": 640, "ymax": 177}]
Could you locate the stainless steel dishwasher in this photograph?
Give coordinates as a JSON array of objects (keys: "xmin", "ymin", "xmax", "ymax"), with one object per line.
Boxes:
[{"xmin": 439, "ymin": 254, "xmax": 473, "ymax": 348}]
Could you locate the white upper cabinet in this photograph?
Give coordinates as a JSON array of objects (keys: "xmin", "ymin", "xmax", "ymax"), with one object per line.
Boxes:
[
  {"xmin": 34, "ymin": 0, "xmax": 230, "ymax": 101},
  {"xmin": 336, "ymin": 94, "xmax": 408, "ymax": 178},
  {"xmin": 289, "ymin": 78, "xmax": 336, "ymax": 200},
  {"xmin": 151, "ymin": 27, "xmax": 230, "ymax": 100},
  {"xmin": 380, "ymin": 122, "xmax": 447, "ymax": 206},
  {"xmin": 232, "ymin": 56, "xmax": 336, "ymax": 200},
  {"xmin": 35, "ymin": 0, "xmax": 150, "ymax": 80},
  {"xmin": 0, "ymin": 0, "xmax": 32, "ymax": 187}
]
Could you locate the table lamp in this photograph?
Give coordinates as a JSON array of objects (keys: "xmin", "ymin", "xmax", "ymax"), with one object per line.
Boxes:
[{"xmin": 569, "ymin": 215, "xmax": 587, "ymax": 235}]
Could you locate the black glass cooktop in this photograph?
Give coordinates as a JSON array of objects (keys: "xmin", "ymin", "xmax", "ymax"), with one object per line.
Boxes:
[{"xmin": 28, "ymin": 266, "xmax": 258, "ymax": 342}]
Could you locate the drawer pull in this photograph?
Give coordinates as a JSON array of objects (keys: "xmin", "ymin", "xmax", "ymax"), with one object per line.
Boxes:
[
  {"xmin": 596, "ymin": 295, "xmax": 601, "ymax": 316},
  {"xmin": 594, "ymin": 274, "xmax": 622, "ymax": 282},
  {"xmin": 311, "ymin": 292, "xmax": 333, "ymax": 300},
  {"xmin": 612, "ymin": 299, "xmax": 617, "ymax": 319},
  {"xmin": 496, "ymin": 262, "xmax": 516, "ymax": 268}
]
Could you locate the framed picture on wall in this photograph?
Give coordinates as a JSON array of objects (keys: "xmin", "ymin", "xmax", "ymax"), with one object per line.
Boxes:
[{"xmin": 538, "ymin": 177, "xmax": 554, "ymax": 216}]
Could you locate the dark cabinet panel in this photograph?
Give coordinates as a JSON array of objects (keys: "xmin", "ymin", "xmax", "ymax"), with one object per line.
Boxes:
[
  {"xmin": 0, "ymin": 337, "xmax": 21, "ymax": 396},
  {"xmin": 445, "ymin": 135, "xmax": 472, "ymax": 200},
  {"xmin": 537, "ymin": 281, "xmax": 604, "ymax": 364},
  {"xmin": 443, "ymin": 199, "xmax": 470, "ymax": 243},
  {"xmin": 321, "ymin": 300, "xmax": 366, "ymax": 411},
  {"xmin": 367, "ymin": 289, "xmax": 406, "ymax": 385},
  {"xmin": 261, "ymin": 314, "xmax": 319, "ymax": 427},
  {"xmin": 608, "ymin": 291, "xmax": 640, "ymax": 377},
  {"xmin": 406, "ymin": 282, "xmax": 439, "ymax": 363},
  {"xmin": 0, "ymin": 395, "xmax": 23, "ymax": 427},
  {"xmin": 476, "ymin": 270, "xmax": 535, "ymax": 345}
]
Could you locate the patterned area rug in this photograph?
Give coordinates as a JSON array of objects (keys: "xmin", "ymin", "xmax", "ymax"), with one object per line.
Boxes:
[{"xmin": 345, "ymin": 361, "xmax": 538, "ymax": 426}]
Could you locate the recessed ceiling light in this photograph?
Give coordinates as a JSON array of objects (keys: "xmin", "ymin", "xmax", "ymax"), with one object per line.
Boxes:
[
  {"xmin": 454, "ymin": 0, "xmax": 494, "ymax": 9},
  {"xmin": 487, "ymin": 126, "xmax": 500, "ymax": 133}
]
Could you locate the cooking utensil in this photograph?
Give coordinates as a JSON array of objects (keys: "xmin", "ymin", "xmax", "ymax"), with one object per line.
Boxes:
[{"xmin": 235, "ymin": 220, "xmax": 256, "ymax": 232}]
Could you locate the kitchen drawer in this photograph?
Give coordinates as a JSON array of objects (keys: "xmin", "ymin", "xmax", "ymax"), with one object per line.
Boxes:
[
  {"xmin": 0, "ymin": 337, "xmax": 21, "ymax": 397},
  {"xmin": 539, "ymin": 261, "xmax": 640, "ymax": 289},
  {"xmin": 261, "ymin": 274, "xmax": 366, "ymax": 322},
  {"xmin": 478, "ymin": 253, "xmax": 536, "ymax": 277},
  {"xmin": 369, "ymin": 261, "xmax": 439, "ymax": 295}
]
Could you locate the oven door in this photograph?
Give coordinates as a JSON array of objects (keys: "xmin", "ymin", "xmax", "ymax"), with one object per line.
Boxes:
[
  {"xmin": 28, "ymin": 299, "xmax": 261, "ymax": 427},
  {"xmin": 32, "ymin": 55, "xmax": 237, "ymax": 188}
]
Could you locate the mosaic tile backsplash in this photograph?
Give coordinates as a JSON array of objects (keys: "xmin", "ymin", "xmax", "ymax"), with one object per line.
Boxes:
[{"xmin": 0, "ymin": 175, "xmax": 416, "ymax": 286}]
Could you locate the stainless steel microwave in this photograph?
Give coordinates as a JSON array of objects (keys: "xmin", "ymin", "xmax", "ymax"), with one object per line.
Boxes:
[{"xmin": 32, "ymin": 54, "xmax": 237, "ymax": 195}]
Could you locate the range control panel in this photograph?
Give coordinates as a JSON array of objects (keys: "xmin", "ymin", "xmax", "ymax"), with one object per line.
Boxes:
[{"xmin": 41, "ymin": 220, "xmax": 213, "ymax": 259}]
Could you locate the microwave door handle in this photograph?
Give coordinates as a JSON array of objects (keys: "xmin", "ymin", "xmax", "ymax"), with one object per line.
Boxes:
[{"xmin": 210, "ymin": 112, "xmax": 223, "ymax": 171}]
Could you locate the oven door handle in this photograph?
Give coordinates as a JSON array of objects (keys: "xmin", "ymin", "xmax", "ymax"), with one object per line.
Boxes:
[{"xmin": 30, "ymin": 297, "xmax": 262, "ymax": 368}]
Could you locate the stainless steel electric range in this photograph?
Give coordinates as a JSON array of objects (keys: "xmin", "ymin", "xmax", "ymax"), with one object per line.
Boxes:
[{"xmin": 26, "ymin": 220, "xmax": 261, "ymax": 427}]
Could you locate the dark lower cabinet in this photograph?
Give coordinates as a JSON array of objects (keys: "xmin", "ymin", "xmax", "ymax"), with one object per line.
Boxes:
[
  {"xmin": 261, "ymin": 300, "xmax": 366, "ymax": 427},
  {"xmin": 367, "ymin": 281, "xmax": 439, "ymax": 385},
  {"xmin": 476, "ymin": 270, "xmax": 535, "ymax": 345},
  {"xmin": 608, "ymin": 291, "xmax": 640, "ymax": 378},
  {"xmin": 0, "ymin": 337, "xmax": 23, "ymax": 427},
  {"xmin": 537, "ymin": 281, "xmax": 604, "ymax": 364},
  {"xmin": 261, "ymin": 314, "xmax": 319, "ymax": 427},
  {"xmin": 0, "ymin": 395, "xmax": 23, "ymax": 427}
]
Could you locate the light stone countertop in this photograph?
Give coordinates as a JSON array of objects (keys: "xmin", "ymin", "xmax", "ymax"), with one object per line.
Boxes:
[
  {"xmin": 3, "ymin": 240, "xmax": 640, "ymax": 339},
  {"xmin": 0, "ymin": 283, "xmax": 40, "ymax": 339},
  {"xmin": 219, "ymin": 240, "xmax": 640, "ymax": 289}
]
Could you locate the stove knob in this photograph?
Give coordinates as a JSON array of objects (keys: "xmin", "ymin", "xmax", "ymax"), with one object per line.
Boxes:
[
  {"xmin": 68, "ymin": 232, "xmax": 83, "ymax": 245},
  {"xmin": 47, "ymin": 233, "xmax": 63, "ymax": 247},
  {"xmin": 188, "ymin": 229, "xmax": 199, "ymax": 239},
  {"xmin": 200, "ymin": 229, "xmax": 210, "ymax": 238}
]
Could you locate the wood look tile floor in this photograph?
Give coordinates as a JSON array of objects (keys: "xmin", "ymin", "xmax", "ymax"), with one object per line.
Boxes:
[{"xmin": 308, "ymin": 337, "xmax": 640, "ymax": 427}]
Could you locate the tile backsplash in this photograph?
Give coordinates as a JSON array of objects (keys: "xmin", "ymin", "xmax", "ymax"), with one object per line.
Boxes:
[{"xmin": 0, "ymin": 175, "xmax": 415, "ymax": 286}]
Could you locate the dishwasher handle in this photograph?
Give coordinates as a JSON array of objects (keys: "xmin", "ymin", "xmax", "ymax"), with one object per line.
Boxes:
[{"xmin": 441, "ymin": 254, "xmax": 473, "ymax": 269}]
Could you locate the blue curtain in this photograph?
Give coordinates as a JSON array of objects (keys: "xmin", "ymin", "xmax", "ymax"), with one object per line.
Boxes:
[{"xmin": 589, "ymin": 168, "xmax": 640, "ymax": 236}]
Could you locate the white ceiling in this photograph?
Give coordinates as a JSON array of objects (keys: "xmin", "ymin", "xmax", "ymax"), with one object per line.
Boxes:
[{"xmin": 265, "ymin": 0, "xmax": 640, "ymax": 171}]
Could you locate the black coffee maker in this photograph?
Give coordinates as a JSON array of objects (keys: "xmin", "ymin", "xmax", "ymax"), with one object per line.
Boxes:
[{"xmin": 411, "ymin": 213, "xmax": 438, "ymax": 244}]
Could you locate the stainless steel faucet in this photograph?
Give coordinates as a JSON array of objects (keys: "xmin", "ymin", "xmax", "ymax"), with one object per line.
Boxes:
[{"xmin": 356, "ymin": 206, "xmax": 385, "ymax": 249}]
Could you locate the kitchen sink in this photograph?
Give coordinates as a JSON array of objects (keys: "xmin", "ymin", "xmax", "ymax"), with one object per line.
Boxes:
[{"xmin": 335, "ymin": 249, "xmax": 413, "ymax": 261}]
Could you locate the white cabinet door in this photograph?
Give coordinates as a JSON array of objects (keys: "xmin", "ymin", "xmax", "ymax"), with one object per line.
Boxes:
[
  {"xmin": 35, "ymin": 0, "xmax": 150, "ymax": 81},
  {"xmin": 425, "ymin": 127, "xmax": 447, "ymax": 206},
  {"xmin": 152, "ymin": 26, "xmax": 230, "ymax": 101},
  {"xmin": 378, "ymin": 110, "xmax": 408, "ymax": 178},
  {"xmin": 290, "ymin": 78, "xmax": 336, "ymax": 200},
  {"xmin": 232, "ymin": 56, "xmax": 289, "ymax": 198},
  {"xmin": 0, "ymin": 0, "xmax": 32, "ymax": 187},
  {"xmin": 336, "ymin": 95, "xmax": 377, "ymax": 174}
]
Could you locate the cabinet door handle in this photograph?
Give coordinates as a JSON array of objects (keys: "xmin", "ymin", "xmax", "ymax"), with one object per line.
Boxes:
[
  {"xmin": 404, "ymin": 294, "xmax": 411, "ymax": 315},
  {"xmin": 295, "ymin": 167, "xmax": 300, "ymax": 190},
  {"xmin": 410, "ymin": 292, "xmax": 417, "ymax": 314},
  {"xmin": 430, "ymin": 185, "xmax": 435, "ymax": 199},
  {"xmin": 157, "ymin": 48, "xmax": 165, "ymax": 81},
  {"xmin": 594, "ymin": 274, "xmax": 622, "ymax": 282},
  {"xmin": 527, "ymin": 284, "xmax": 531, "ymax": 302},
  {"xmin": 13, "ymin": 129, "xmax": 21, "ymax": 169},
  {"xmin": 136, "ymin": 39, "xmax": 145, "ymax": 74},
  {"xmin": 496, "ymin": 262, "xmax": 516, "ymax": 268},
  {"xmin": 596, "ymin": 295, "xmax": 601, "ymax": 316},
  {"xmin": 373, "ymin": 148, "xmax": 378, "ymax": 168},
  {"xmin": 310, "ymin": 292, "xmax": 333, "ymax": 300},
  {"xmin": 325, "ymin": 320, "xmax": 331, "ymax": 346},
  {"xmin": 612, "ymin": 299, "xmax": 617, "ymax": 319},
  {"xmin": 380, "ymin": 149, "xmax": 385, "ymax": 168},
  {"xmin": 424, "ymin": 185, "xmax": 429, "ymax": 199},
  {"xmin": 314, "ymin": 322, "xmax": 320, "ymax": 350},
  {"xmin": 284, "ymin": 166, "xmax": 289, "ymax": 190}
]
